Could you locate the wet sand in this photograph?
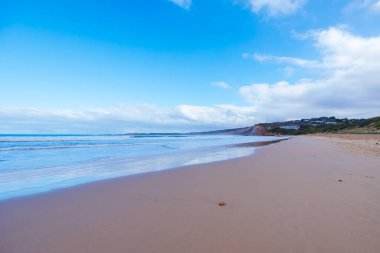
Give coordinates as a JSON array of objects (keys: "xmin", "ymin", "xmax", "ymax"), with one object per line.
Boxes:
[{"xmin": 1, "ymin": 136, "xmax": 380, "ymax": 253}]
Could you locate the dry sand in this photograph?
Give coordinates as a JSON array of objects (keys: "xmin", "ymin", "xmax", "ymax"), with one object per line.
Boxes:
[
  {"xmin": 1, "ymin": 136, "xmax": 380, "ymax": 253},
  {"xmin": 312, "ymin": 134, "xmax": 380, "ymax": 156}
]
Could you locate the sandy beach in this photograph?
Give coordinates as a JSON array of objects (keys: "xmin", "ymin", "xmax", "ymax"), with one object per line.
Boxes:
[
  {"xmin": 1, "ymin": 136, "xmax": 380, "ymax": 253},
  {"xmin": 312, "ymin": 134, "xmax": 380, "ymax": 156}
]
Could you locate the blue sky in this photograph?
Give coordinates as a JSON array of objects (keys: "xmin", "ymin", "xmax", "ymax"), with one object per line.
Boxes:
[{"xmin": 1, "ymin": 0, "xmax": 380, "ymax": 133}]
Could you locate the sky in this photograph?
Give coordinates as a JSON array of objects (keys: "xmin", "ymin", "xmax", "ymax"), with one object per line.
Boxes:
[{"xmin": 1, "ymin": 0, "xmax": 379, "ymax": 133}]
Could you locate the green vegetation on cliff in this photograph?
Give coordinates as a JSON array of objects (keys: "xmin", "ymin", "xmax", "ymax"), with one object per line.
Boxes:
[{"xmin": 265, "ymin": 116, "xmax": 380, "ymax": 135}]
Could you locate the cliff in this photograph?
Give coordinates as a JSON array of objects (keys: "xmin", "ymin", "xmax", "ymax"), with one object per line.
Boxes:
[
  {"xmin": 190, "ymin": 116, "xmax": 380, "ymax": 136},
  {"xmin": 190, "ymin": 125, "xmax": 280, "ymax": 136}
]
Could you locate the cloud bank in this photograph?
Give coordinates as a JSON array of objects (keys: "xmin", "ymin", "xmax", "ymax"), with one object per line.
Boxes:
[
  {"xmin": 0, "ymin": 104, "xmax": 258, "ymax": 134},
  {"xmin": 240, "ymin": 27, "xmax": 380, "ymax": 120}
]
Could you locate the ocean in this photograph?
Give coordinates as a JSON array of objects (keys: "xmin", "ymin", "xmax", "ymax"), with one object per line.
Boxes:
[{"xmin": 0, "ymin": 134, "xmax": 282, "ymax": 201}]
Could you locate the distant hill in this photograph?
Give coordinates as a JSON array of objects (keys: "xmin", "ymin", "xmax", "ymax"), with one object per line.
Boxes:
[{"xmin": 191, "ymin": 116, "xmax": 380, "ymax": 136}]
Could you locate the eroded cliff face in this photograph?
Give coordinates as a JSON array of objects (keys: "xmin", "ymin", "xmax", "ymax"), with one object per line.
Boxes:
[
  {"xmin": 253, "ymin": 124, "xmax": 282, "ymax": 136},
  {"xmin": 191, "ymin": 124, "xmax": 282, "ymax": 136}
]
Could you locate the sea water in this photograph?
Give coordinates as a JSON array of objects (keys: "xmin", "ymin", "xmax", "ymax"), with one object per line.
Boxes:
[{"xmin": 0, "ymin": 134, "xmax": 281, "ymax": 201}]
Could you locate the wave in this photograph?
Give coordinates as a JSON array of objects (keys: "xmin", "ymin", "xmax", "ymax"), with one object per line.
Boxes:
[
  {"xmin": 130, "ymin": 134, "xmax": 189, "ymax": 138},
  {"xmin": 0, "ymin": 134, "xmax": 190, "ymax": 143},
  {"xmin": 161, "ymin": 145, "xmax": 178, "ymax": 150},
  {"xmin": 0, "ymin": 137, "xmax": 132, "ymax": 143},
  {"xmin": 0, "ymin": 143, "xmax": 143, "ymax": 151},
  {"xmin": 0, "ymin": 141, "xmax": 186, "ymax": 152}
]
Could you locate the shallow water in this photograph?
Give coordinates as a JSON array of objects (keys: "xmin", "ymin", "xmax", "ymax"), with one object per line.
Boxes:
[{"xmin": 0, "ymin": 134, "xmax": 282, "ymax": 201}]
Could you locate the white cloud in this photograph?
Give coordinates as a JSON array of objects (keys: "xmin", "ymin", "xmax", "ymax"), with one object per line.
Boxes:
[
  {"xmin": 245, "ymin": 0, "xmax": 306, "ymax": 16},
  {"xmin": 2, "ymin": 28, "xmax": 379, "ymax": 134},
  {"xmin": 0, "ymin": 104, "xmax": 259, "ymax": 134},
  {"xmin": 212, "ymin": 81, "xmax": 232, "ymax": 89},
  {"xmin": 246, "ymin": 52, "xmax": 319, "ymax": 67},
  {"xmin": 168, "ymin": 0, "xmax": 192, "ymax": 9},
  {"xmin": 375, "ymin": 0, "xmax": 380, "ymax": 11},
  {"xmin": 344, "ymin": 0, "xmax": 380, "ymax": 13},
  {"xmin": 283, "ymin": 66, "xmax": 295, "ymax": 77},
  {"xmin": 239, "ymin": 27, "xmax": 380, "ymax": 120},
  {"xmin": 168, "ymin": 0, "xmax": 305, "ymax": 14},
  {"xmin": 242, "ymin": 53, "xmax": 251, "ymax": 59}
]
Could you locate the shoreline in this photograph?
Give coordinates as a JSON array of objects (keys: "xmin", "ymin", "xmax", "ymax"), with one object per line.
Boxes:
[
  {"xmin": 1, "ymin": 136, "xmax": 380, "ymax": 253},
  {"xmin": 0, "ymin": 137, "xmax": 286, "ymax": 202},
  {"xmin": 232, "ymin": 137, "xmax": 289, "ymax": 148}
]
